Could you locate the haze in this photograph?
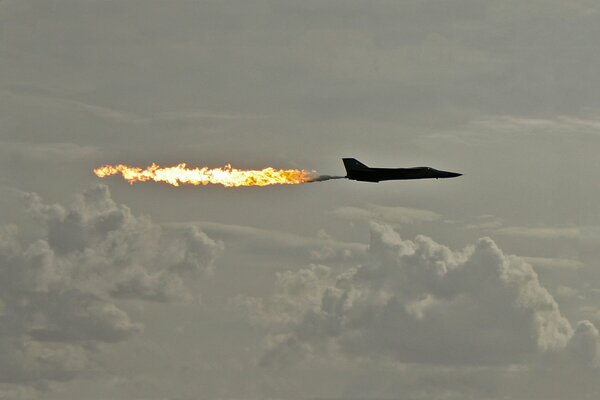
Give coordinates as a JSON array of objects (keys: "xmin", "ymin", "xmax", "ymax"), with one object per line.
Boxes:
[{"xmin": 2, "ymin": 1, "xmax": 600, "ymax": 399}]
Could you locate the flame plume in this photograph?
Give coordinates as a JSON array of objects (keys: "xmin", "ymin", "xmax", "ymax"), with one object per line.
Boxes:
[{"xmin": 93, "ymin": 163, "xmax": 322, "ymax": 187}]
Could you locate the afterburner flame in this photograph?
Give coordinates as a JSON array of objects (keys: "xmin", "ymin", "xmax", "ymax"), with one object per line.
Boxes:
[{"xmin": 94, "ymin": 163, "xmax": 316, "ymax": 187}]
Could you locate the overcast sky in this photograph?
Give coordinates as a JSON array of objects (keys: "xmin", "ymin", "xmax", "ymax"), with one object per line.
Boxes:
[{"xmin": 2, "ymin": 1, "xmax": 600, "ymax": 399}]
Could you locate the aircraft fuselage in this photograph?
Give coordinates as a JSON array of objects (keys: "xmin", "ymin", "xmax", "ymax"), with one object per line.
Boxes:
[{"xmin": 343, "ymin": 158, "xmax": 462, "ymax": 183}]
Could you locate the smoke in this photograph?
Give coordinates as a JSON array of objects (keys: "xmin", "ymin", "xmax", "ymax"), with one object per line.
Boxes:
[{"xmin": 306, "ymin": 175, "xmax": 347, "ymax": 182}]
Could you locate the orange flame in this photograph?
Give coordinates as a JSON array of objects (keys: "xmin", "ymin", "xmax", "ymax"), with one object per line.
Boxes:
[{"xmin": 93, "ymin": 163, "xmax": 316, "ymax": 187}]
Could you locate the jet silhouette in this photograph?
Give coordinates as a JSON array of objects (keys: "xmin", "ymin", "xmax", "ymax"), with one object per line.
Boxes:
[{"xmin": 343, "ymin": 158, "xmax": 462, "ymax": 182}]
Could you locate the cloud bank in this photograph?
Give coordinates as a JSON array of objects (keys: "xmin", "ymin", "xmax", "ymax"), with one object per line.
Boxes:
[
  {"xmin": 0, "ymin": 185, "xmax": 221, "ymax": 395},
  {"xmin": 237, "ymin": 222, "xmax": 597, "ymax": 370}
]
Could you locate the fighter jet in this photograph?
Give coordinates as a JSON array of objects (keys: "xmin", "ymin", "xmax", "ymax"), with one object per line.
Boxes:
[{"xmin": 343, "ymin": 158, "xmax": 462, "ymax": 182}]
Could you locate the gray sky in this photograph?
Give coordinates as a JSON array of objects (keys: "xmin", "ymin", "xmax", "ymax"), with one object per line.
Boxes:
[{"xmin": 2, "ymin": 1, "xmax": 600, "ymax": 399}]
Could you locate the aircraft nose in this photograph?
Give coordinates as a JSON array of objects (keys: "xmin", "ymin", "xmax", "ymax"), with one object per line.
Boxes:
[{"xmin": 442, "ymin": 171, "xmax": 462, "ymax": 178}]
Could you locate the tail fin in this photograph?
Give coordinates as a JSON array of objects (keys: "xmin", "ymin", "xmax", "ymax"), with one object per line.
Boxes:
[{"xmin": 342, "ymin": 158, "xmax": 369, "ymax": 174}]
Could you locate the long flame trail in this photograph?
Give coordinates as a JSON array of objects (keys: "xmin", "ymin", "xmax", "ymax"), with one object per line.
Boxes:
[{"xmin": 94, "ymin": 163, "xmax": 344, "ymax": 187}]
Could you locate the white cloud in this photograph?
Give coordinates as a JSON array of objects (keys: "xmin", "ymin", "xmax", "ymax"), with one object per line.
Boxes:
[
  {"xmin": 232, "ymin": 264, "xmax": 336, "ymax": 327},
  {"xmin": 239, "ymin": 222, "xmax": 598, "ymax": 369},
  {"xmin": 0, "ymin": 185, "xmax": 222, "ymax": 393}
]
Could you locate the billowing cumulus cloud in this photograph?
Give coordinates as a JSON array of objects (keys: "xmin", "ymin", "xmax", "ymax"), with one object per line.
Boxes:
[
  {"xmin": 0, "ymin": 185, "xmax": 221, "ymax": 393},
  {"xmin": 561, "ymin": 320, "xmax": 600, "ymax": 368},
  {"xmin": 239, "ymin": 222, "xmax": 598, "ymax": 368}
]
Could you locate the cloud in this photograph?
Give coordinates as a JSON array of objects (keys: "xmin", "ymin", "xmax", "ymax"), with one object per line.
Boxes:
[
  {"xmin": 520, "ymin": 256, "xmax": 584, "ymax": 270},
  {"xmin": 424, "ymin": 115, "xmax": 600, "ymax": 149},
  {"xmin": 1, "ymin": 89, "xmax": 148, "ymax": 124},
  {"xmin": 0, "ymin": 337, "xmax": 87, "ymax": 384},
  {"xmin": 567, "ymin": 320, "xmax": 600, "ymax": 367},
  {"xmin": 494, "ymin": 226, "xmax": 580, "ymax": 240},
  {"xmin": 156, "ymin": 110, "xmax": 266, "ymax": 121},
  {"xmin": 554, "ymin": 285, "xmax": 580, "ymax": 299},
  {"xmin": 464, "ymin": 215, "xmax": 504, "ymax": 231},
  {"xmin": 470, "ymin": 115, "xmax": 600, "ymax": 138},
  {"xmin": 24, "ymin": 185, "xmax": 222, "ymax": 299},
  {"xmin": 333, "ymin": 204, "xmax": 442, "ymax": 225},
  {"xmin": 0, "ymin": 185, "xmax": 221, "ymax": 392},
  {"xmin": 0, "ymin": 141, "xmax": 98, "ymax": 163},
  {"xmin": 231, "ymin": 264, "xmax": 335, "ymax": 327},
  {"xmin": 196, "ymin": 221, "xmax": 366, "ymax": 263},
  {"xmin": 0, "ymin": 384, "xmax": 37, "ymax": 400},
  {"xmin": 239, "ymin": 222, "xmax": 598, "ymax": 369}
]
